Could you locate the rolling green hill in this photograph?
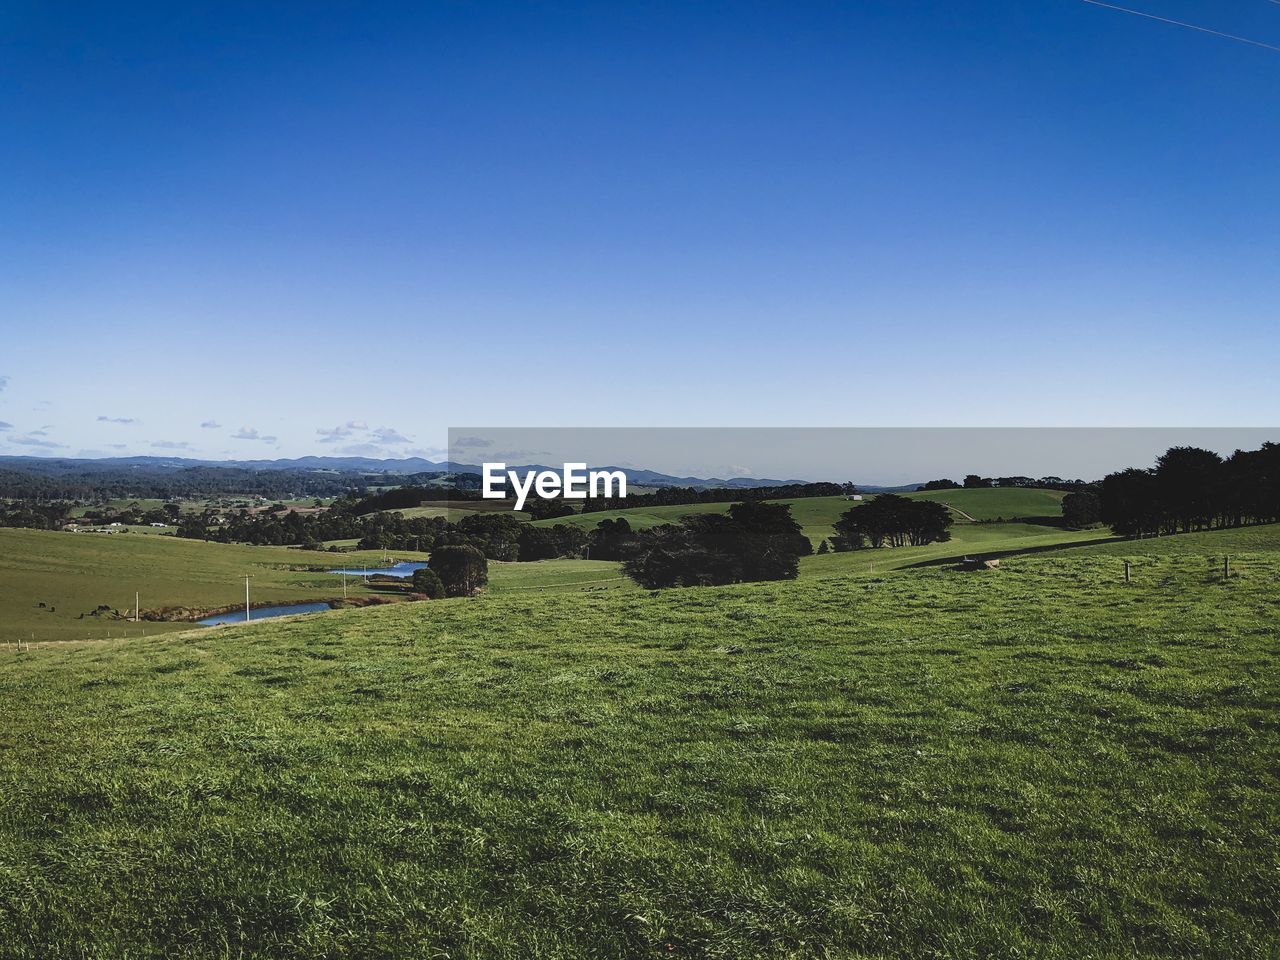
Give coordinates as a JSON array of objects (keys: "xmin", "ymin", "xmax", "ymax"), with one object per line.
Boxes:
[
  {"xmin": 392, "ymin": 502, "xmax": 531, "ymax": 522},
  {"xmin": 0, "ymin": 528, "xmax": 432, "ymax": 644},
  {"xmin": 903, "ymin": 486, "xmax": 1069, "ymax": 520},
  {"xmin": 6, "ymin": 504, "xmax": 1264, "ymax": 646},
  {"xmin": 0, "ymin": 529, "xmax": 639, "ymax": 644},
  {"xmin": 2, "ymin": 546, "xmax": 1276, "ymax": 957},
  {"xmin": 801, "ymin": 522, "xmax": 1115, "ymax": 576},
  {"xmin": 537, "ymin": 488, "xmax": 1073, "ymax": 547},
  {"xmin": 1058, "ymin": 523, "xmax": 1280, "ymax": 558},
  {"xmin": 535, "ymin": 495, "xmax": 858, "ymax": 548}
]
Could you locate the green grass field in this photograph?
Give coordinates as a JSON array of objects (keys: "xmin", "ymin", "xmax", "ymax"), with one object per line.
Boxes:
[
  {"xmin": 0, "ymin": 529, "xmax": 639, "ymax": 643},
  {"xmin": 536, "ymin": 488, "xmax": 1073, "ymax": 547},
  {"xmin": 1, "ymin": 527, "xmax": 1276, "ymax": 957},
  {"xmin": 903, "ymin": 486, "xmax": 1069, "ymax": 520},
  {"xmin": 533, "ymin": 488, "xmax": 1108, "ymax": 576},
  {"xmin": 0, "ymin": 528, "xmax": 432, "ymax": 644},
  {"xmin": 801, "ymin": 522, "xmax": 1116, "ymax": 576},
  {"xmin": 1063, "ymin": 523, "xmax": 1280, "ymax": 558},
  {"xmin": 488, "ymin": 557, "xmax": 634, "ymax": 595},
  {"xmin": 534, "ymin": 495, "xmax": 864, "ymax": 547},
  {"xmin": 393, "ymin": 501, "xmax": 531, "ymax": 522}
]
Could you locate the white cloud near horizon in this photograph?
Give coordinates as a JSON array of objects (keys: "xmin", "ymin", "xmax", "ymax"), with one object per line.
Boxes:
[{"xmin": 369, "ymin": 426, "xmax": 410, "ymax": 445}]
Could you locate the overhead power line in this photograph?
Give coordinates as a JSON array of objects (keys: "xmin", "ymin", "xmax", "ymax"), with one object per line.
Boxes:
[{"xmin": 1079, "ymin": 0, "xmax": 1280, "ymax": 53}]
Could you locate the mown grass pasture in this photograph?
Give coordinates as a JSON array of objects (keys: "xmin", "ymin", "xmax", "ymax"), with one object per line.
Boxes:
[
  {"xmin": 0, "ymin": 530, "xmax": 1276, "ymax": 957},
  {"xmin": 801, "ymin": 522, "xmax": 1114, "ymax": 576},
  {"xmin": 391, "ymin": 501, "xmax": 531, "ymax": 522},
  {"xmin": 537, "ymin": 488, "xmax": 1074, "ymax": 548},
  {"xmin": 535, "ymin": 495, "xmax": 860, "ymax": 546},
  {"xmin": 0, "ymin": 529, "xmax": 641, "ymax": 644},
  {"xmin": 903, "ymin": 486, "xmax": 1069, "ymax": 520}
]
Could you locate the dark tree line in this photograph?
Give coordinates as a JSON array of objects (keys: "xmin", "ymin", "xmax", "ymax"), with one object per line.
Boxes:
[
  {"xmin": 582, "ymin": 482, "xmax": 845, "ymax": 514},
  {"xmin": 940, "ymin": 475, "xmax": 1091, "ymax": 492},
  {"xmin": 0, "ymin": 501, "xmax": 71, "ymax": 530},
  {"xmin": 620, "ymin": 502, "xmax": 812, "ymax": 588},
  {"xmin": 1101, "ymin": 443, "xmax": 1280, "ymax": 537},
  {"xmin": 173, "ymin": 502, "xmax": 596, "ymax": 564},
  {"xmin": 831, "ymin": 495, "xmax": 952, "ymax": 550}
]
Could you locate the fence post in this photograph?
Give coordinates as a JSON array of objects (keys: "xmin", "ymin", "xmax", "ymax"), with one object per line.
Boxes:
[
  {"xmin": 1224, "ymin": 555, "xmax": 1230, "ymax": 581},
  {"xmin": 1124, "ymin": 560, "xmax": 1131, "ymax": 583}
]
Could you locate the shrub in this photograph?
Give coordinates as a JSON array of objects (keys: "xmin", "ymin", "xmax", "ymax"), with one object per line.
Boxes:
[{"xmin": 411, "ymin": 567, "xmax": 446, "ymax": 599}]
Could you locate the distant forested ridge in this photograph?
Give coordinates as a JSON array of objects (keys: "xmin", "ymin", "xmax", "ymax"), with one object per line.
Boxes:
[
  {"xmin": 919, "ymin": 476, "xmax": 1091, "ymax": 492},
  {"xmin": 0, "ymin": 462, "xmax": 441, "ymax": 500}
]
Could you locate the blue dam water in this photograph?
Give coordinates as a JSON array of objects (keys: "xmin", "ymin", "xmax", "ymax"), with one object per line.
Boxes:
[
  {"xmin": 198, "ymin": 602, "xmax": 333, "ymax": 626},
  {"xmin": 326, "ymin": 561, "xmax": 427, "ymax": 579}
]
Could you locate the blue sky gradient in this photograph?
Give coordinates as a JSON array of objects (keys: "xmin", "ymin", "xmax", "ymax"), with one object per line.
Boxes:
[{"xmin": 2, "ymin": 1, "xmax": 1278, "ymax": 459}]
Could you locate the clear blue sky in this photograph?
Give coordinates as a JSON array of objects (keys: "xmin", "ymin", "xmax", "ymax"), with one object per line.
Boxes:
[{"xmin": 1, "ymin": 1, "xmax": 1278, "ymax": 461}]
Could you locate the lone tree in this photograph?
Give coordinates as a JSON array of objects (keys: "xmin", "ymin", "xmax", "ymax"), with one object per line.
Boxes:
[
  {"xmin": 1061, "ymin": 491, "xmax": 1101, "ymax": 529},
  {"xmin": 429, "ymin": 545, "xmax": 489, "ymax": 597},
  {"xmin": 410, "ymin": 566, "xmax": 446, "ymax": 599},
  {"xmin": 832, "ymin": 495, "xmax": 951, "ymax": 550}
]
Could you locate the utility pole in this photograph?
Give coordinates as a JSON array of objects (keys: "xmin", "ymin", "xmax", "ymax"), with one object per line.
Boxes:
[
  {"xmin": 135, "ymin": 591, "xmax": 140, "ymax": 623},
  {"xmin": 244, "ymin": 575, "xmax": 252, "ymax": 622},
  {"xmin": 342, "ymin": 570, "xmax": 348, "ymax": 599}
]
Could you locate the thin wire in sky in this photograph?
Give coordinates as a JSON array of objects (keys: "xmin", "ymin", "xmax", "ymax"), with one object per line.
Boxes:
[{"xmin": 1079, "ymin": 0, "xmax": 1280, "ymax": 53}]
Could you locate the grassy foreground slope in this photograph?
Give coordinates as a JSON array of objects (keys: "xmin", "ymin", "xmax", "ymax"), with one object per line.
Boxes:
[
  {"xmin": 1061, "ymin": 523, "xmax": 1280, "ymax": 559},
  {"xmin": 1, "ymin": 553, "xmax": 1277, "ymax": 957}
]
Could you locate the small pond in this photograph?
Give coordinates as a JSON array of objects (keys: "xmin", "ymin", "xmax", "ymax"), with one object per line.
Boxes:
[
  {"xmin": 198, "ymin": 602, "xmax": 332, "ymax": 626},
  {"xmin": 327, "ymin": 561, "xmax": 427, "ymax": 579}
]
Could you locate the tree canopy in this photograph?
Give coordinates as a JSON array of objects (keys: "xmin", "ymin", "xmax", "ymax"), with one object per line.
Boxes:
[{"xmin": 621, "ymin": 502, "xmax": 811, "ymax": 589}]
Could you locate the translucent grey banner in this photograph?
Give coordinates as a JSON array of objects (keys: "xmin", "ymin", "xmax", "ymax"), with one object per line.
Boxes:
[{"xmin": 447, "ymin": 427, "xmax": 1279, "ymax": 493}]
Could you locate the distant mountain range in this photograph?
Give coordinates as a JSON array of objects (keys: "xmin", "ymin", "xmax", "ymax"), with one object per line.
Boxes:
[{"xmin": 0, "ymin": 454, "xmax": 918, "ymax": 492}]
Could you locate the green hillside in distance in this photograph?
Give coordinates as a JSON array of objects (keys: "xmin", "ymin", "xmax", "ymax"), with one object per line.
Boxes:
[
  {"xmin": 537, "ymin": 487, "xmax": 1073, "ymax": 547},
  {"xmin": 2, "ymin": 541, "xmax": 1276, "ymax": 957},
  {"xmin": 903, "ymin": 486, "xmax": 1069, "ymax": 521}
]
